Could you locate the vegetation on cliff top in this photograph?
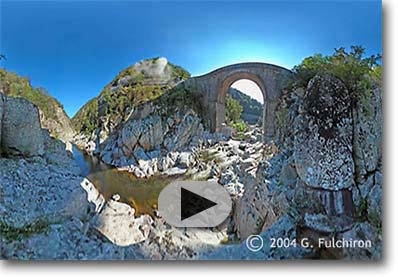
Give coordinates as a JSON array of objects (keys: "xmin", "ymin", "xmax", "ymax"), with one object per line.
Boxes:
[
  {"xmin": 293, "ymin": 46, "xmax": 381, "ymax": 92},
  {"xmin": 72, "ymin": 98, "xmax": 98, "ymax": 137},
  {"xmin": 0, "ymin": 68, "xmax": 75, "ymax": 140},
  {"xmin": 72, "ymin": 58, "xmax": 191, "ymax": 136},
  {"xmin": 153, "ymin": 84, "xmax": 204, "ymax": 120},
  {"xmin": 275, "ymin": 46, "xmax": 382, "ymax": 133},
  {"xmin": 0, "ymin": 69, "xmax": 65, "ymax": 121}
]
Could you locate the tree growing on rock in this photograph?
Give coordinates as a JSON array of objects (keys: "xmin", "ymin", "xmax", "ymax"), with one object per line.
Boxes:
[{"xmin": 293, "ymin": 45, "xmax": 381, "ymax": 92}]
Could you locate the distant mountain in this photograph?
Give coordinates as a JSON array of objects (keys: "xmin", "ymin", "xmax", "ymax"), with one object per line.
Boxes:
[
  {"xmin": 72, "ymin": 57, "xmax": 191, "ymax": 144},
  {"xmin": 228, "ymin": 87, "xmax": 263, "ymax": 124},
  {"xmin": 0, "ymin": 68, "xmax": 75, "ymax": 141}
]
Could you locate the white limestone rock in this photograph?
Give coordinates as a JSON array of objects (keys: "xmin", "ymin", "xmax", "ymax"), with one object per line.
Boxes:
[
  {"xmin": 93, "ymin": 199, "xmax": 153, "ymax": 246},
  {"xmin": 2, "ymin": 95, "xmax": 44, "ymax": 157}
]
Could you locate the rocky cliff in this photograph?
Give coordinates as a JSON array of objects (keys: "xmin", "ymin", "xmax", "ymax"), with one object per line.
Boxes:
[
  {"xmin": 230, "ymin": 72, "xmax": 382, "ymax": 260},
  {"xmin": 72, "ymin": 57, "xmax": 191, "ymax": 150},
  {"xmin": 0, "ymin": 94, "xmax": 153, "ymax": 259},
  {"xmin": 0, "ymin": 69, "xmax": 75, "ymax": 141},
  {"xmin": 71, "ymin": 57, "xmax": 222, "ymax": 178}
]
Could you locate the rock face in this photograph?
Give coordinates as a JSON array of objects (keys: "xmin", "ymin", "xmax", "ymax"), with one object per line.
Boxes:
[
  {"xmin": 98, "ymin": 107, "xmax": 206, "ymax": 177},
  {"xmin": 353, "ymin": 83, "xmax": 382, "ymax": 179},
  {"xmin": 72, "ymin": 57, "xmax": 190, "ymax": 148},
  {"xmin": 0, "ymin": 69, "xmax": 75, "ymax": 142},
  {"xmin": 234, "ymin": 159, "xmax": 288, "ymax": 240},
  {"xmin": 294, "ymin": 74, "xmax": 354, "ymax": 191},
  {"xmin": 340, "ymin": 222, "xmax": 382, "ymax": 260},
  {"xmin": 38, "ymin": 105, "xmax": 75, "ymax": 142},
  {"xmin": 0, "ymin": 94, "xmax": 147, "ymax": 260},
  {"xmin": 93, "ymin": 199, "xmax": 153, "ymax": 246},
  {"xmin": 292, "ymin": 74, "xmax": 355, "ymax": 232},
  {"xmin": 351, "ymin": 80, "xmax": 383, "ymax": 228},
  {"xmin": 0, "ymin": 94, "xmax": 44, "ymax": 157},
  {"xmin": 0, "ymin": 96, "xmax": 86, "ymax": 228},
  {"xmin": 0, "ymin": 150, "xmax": 87, "ymax": 229}
]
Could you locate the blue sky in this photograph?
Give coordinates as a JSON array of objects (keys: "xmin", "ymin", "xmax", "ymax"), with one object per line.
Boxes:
[{"xmin": 1, "ymin": 0, "xmax": 382, "ymax": 117}]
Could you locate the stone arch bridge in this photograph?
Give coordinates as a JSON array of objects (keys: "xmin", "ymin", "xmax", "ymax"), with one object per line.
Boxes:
[{"xmin": 183, "ymin": 62, "xmax": 294, "ymax": 142}]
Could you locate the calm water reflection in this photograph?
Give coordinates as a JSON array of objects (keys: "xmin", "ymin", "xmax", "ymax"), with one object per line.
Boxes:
[{"xmin": 72, "ymin": 145, "xmax": 179, "ymax": 215}]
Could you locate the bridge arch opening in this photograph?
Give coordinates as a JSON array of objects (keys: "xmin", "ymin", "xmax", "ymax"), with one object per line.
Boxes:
[
  {"xmin": 223, "ymin": 79, "xmax": 265, "ymax": 137},
  {"xmin": 215, "ymin": 72, "xmax": 267, "ymax": 139}
]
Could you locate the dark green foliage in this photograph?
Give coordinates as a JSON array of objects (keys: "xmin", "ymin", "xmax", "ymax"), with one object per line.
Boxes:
[
  {"xmin": 0, "ymin": 68, "xmax": 64, "ymax": 121},
  {"xmin": 225, "ymin": 95, "xmax": 243, "ymax": 123},
  {"xmin": 72, "ymin": 98, "xmax": 98, "ymax": 136},
  {"xmin": 293, "ymin": 46, "xmax": 381, "ymax": 93},
  {"xmin": 155, "ymin": 84, "xmax": 203, "ymax": 118},
  {"xmin": 0, "ymin": 220, "xmax": 49, "ymax": 241},
  {"xmin": 169, "ymin": 62, "xmax": 191, "ymax": 80},
  {"xmin": 293, "ymin": 46, "xmax": 382, "ymax": 119},
  {"xmin": 225, "ymin": 91, "xmax": 251, "ymax": 139},
  {"xmin": 72, "ymin": 58, "xmax": 191, "ymax": 135}
]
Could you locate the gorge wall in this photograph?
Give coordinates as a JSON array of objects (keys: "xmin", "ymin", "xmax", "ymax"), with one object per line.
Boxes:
[{"xmin": 0, "ymin": 69, "xmax": 75, "ymax": 141}]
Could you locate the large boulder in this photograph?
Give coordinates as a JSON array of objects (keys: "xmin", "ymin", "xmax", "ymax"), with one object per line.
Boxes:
[
  {"xmin": 293, "ymin": 74, "xmax": 354, "ymax": 191},
  {"xmin": 0, "ymin": 70, "xmax": 75, "ymax": 143},
  {"xmin": 93, "ymin": 199, "xmax": 153, "ymax": 246},
  {"xmin": 1, "ymin": 95, "xmax": 44, "ymax": 157},
  {"xmin": 290, "ymin": 74, "xmax": 357, "ymax": 233}
]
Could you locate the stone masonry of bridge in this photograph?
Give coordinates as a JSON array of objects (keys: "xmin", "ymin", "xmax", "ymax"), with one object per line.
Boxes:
[{"xmin": 183, "ymin": 62, "xmax": 294, "ymax": 143}]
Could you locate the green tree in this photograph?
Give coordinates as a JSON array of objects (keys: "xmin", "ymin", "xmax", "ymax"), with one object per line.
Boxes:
[
  {"xmin": 226, "ymin": 95, "xmax": 243, "ymax": 123},
  {"xmin": 293, "ymin": 46, "xmax": 382, "ymax": 92}
]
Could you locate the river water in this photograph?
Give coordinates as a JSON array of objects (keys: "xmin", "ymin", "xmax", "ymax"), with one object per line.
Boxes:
[{"xmin": 71, "ymin": 145, "xmax": 179, "ymax": 216}]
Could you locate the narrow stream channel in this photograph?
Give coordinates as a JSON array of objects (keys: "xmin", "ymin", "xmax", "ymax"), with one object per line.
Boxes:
[{"xmin": 71, "ymin": 145, "xmax": 180, "ymax": 216}]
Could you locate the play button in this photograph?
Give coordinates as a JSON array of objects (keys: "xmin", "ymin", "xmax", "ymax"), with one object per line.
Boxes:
[
  {"xmin": 158, "ymin": 181, "xmax": 232, "ymax": 227},
  {"xmin": 181, "ymin": 187, "xmax": 217, "ymax": 221}
]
